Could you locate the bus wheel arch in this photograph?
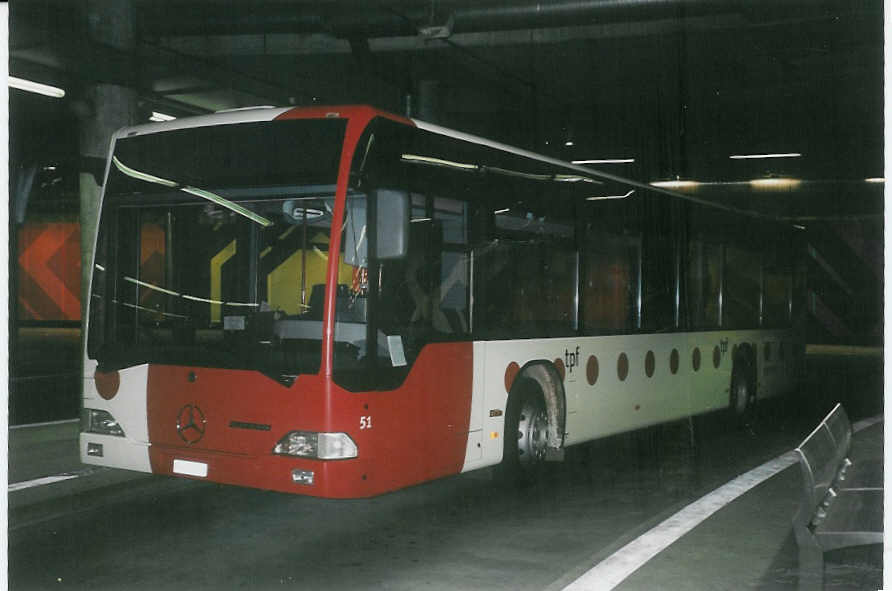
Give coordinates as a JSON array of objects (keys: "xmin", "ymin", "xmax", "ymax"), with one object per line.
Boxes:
[
  {"xmin": 504, "ymin": 361, "xmax": 567, "ymax": 468},
  {"xmin": 730, "ymin": 343, "xmax": 757, "ymax": 423}
]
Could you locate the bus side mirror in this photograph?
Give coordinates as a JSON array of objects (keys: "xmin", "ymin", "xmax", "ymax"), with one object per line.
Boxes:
[{"xmin": 374, "ymin": 188, "xmax": 409, "ymax": 260}]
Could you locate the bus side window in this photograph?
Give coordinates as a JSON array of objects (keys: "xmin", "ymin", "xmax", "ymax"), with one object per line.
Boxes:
[
  {"xmin": 375, "ymin": 205, "xmax": 470, "ymax": 367},
  {"xmin": 641, "ymin": 233, "xmax": 675, "ymax": 331},
  {"xmin": 724, "ymin": 245, "xmax": 760, "ymax": 328},
  {"xmin": 475, "ymin": 228, "xmax": 576, "ymax": 338},
  {"xmin": 581, "ymin": 196, "xmax": 641, "ymax": 335},
  {"xmin": 640, "ymin": 194, "xmax": 676, "ymax": 331},
  {"xmin": 762, "ymin": 247, "xmax": 791, "ymax": 328},
  {"xmin": 434, "ymin": 197, "xmax": 470, "ymax": 335},
  {"xmin": 687, "ymin": 239, "xmax": 721, "ymax": 329},
  {"xmin": 582, "ymin": 231, "xmax": 640, "ymax": 334}
]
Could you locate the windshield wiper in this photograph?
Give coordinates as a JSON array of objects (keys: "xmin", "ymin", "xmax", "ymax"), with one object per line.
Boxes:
[{"xmin": 112, "ymin": 156, "xmax": 273, "ymax": 227}]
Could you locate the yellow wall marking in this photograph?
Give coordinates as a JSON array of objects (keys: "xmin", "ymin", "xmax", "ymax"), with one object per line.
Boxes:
[{"xmin": 210, "ymin": 239, "xmax": 236, "ymax": 323}]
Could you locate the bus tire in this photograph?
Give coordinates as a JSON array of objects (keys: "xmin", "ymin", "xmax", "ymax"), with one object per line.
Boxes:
[
  {"xmin": 500, "ymin": 377, "xmax": 549, "ymax": 484},
  {"xmin": 729, "ymin": 358, "xmax": 756, "ymax": 427}
]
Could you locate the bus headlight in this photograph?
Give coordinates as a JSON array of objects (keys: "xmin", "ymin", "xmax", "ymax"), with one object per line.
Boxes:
[
  {"xmin": 273, "ymin": 431, "xmax": 358, "ymax": 460},
  {"xmin": 81, "ymin": 408, "xmax": 126, "ymax": 437}
]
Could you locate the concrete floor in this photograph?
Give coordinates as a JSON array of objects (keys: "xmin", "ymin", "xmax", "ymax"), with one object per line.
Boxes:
[
  {"xmin": 8, "ymin": 352, "xmax": 883, "ymax": 590},
  {"xmin": 614, "ymin": 420, "xmax": 883, "ymax": 591}
]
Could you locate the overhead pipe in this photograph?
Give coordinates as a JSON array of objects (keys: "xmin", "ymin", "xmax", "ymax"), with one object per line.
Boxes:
[
  {"xmin": 138, "ymin": 10, "xmax": 330, "ymax": 37},
  {"xmin": 140, "ymin": 0, "xmax": 829, "ymax": 39},
  {"xmin": 448, "ymin": 0, "xmax": 735, "ymax": 33}
]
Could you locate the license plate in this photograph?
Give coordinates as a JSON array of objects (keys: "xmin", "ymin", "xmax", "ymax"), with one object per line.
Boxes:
[{"xmin": 172, "ymin": 459, "xmax": 208, "ymax": 477}]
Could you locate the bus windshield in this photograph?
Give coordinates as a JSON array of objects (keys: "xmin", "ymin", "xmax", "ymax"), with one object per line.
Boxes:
[{"xmin": 87, "ymin": 119, "xmax": 347, "ymax": 382}]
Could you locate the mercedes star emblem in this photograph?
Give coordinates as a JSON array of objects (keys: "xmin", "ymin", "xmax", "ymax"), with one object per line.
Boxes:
[{"xmin": 176, "ymin": 404, "xmax": 207, "ymax": 445}]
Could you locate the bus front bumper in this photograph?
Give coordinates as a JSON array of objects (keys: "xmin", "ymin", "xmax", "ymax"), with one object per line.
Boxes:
[
  {"xmin": 148, "ymin": 445, "xmax": 382, "ymax": 499},
  {"xmin": 79, "ymin": 433, "xmax": 152, "ymax": 473}
]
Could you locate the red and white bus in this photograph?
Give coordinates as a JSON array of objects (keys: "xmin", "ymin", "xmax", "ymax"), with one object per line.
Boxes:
[{"xmin": 81, "ymin": 105, "xmax": 804, "ymax": 498}]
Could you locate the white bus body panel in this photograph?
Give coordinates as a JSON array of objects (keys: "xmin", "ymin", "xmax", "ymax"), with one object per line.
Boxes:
[
  {"xmin": 461, "ymin": 329, "xmax": 797, "ymax": 472},
  {"xmin": 80, "ymin": 360, "xmax": 152, "ymax": 472},
  {"xmin": 113, "ymin": 107, "xmax": 293, "ymax": 140}
]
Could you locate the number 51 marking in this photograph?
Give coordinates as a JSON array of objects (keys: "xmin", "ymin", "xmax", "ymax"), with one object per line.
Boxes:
[{"xmin": 360, "ymin": 416, "xmax": 373, "ymax": 430}]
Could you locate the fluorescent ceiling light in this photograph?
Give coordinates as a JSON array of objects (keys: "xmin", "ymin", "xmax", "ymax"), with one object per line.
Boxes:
[
  {"xmin": 215, "ymin": 105, "xmax": 277, "ymax": 113},
  {"xmin": 494, "ymin": 208, "xmax": 510, "ymax": 214},
  {"xmin": 112, "ymin": 156, "xmax": 273, "ymax": 227},
  {"xmin": 793, "ymin": 224, "xmax": 806, "ymax": 230},
  {"xmin": 749, "ymin": 178, "xmax": 801, "ymax": 189},
  {"xmin": 572, "ymin": 158, "xmax": 635, "ymax": 165},
  {"xmin": 182, "ymin": 294, "xmax": 224, "ymax": 305},
  {"xmin": 120, "ymin": 301, "xmax": 188, "ymax": 320},
  {"xmin": 554, "ymin": 174, "xmax": 599, "ymax": 184},
  {"xmin": 149, "ymin": 111, "xmax": 176, "ymax": 122},
  {"xmin": 564, "ymin": 140, "xmax": 575, "ymax": 147},
  {"xmin": 865, "ymin": 177, "xmax": 885, "ymax": 183},
  {"xmin": 401, "ymin": 154, "xmax": 598, "ymax": 185},
  {"xmin": 8, "ymin": 76, "xmax": 66, "ymax": 98},
  {"xmin": 587, "ymin": 189, "xmax": 635, "ymax": 201},
  {"xmin": 410, "ymin": 217, "xmax": 431, "ymax": 223},
  {"xmin": 124, "ymin": 276, "xmax": 180, "ymax": 297},
  {"xmin": 729, "ymin": 153, "xmax": 801, "ymax": 160},
  {"xmin": 401, "ymin": 154, "xmax": 478, "ymax": 170},
  {"xmin": 487, "ymin": 166, "xmax": 551, "ymax": 181},
  {"xmin": 650, "ymin": 180, "xmax": 700, "ymax": 189}
]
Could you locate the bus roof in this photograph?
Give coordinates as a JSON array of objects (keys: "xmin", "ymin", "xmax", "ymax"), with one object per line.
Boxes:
[
  {"xmin": 112, "ymin": 106, "xmax": 294, "ymax": 140},
  {"xmin": 112, "ymin": 104, "xmax": 779, "ymax": 221}
]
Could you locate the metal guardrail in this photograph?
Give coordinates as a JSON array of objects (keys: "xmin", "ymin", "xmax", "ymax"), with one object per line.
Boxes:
[{"xmin": 792, "ymin": 403, "xmax": 882, "ymax": 589}]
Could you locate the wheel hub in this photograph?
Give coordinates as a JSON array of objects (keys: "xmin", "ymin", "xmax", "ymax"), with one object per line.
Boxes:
[{"xmin": 517, "ymin": 400, "xmax": 548, "ymax": 465}]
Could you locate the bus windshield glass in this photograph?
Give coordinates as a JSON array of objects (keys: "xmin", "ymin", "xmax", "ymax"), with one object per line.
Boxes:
[{"xmin": 87, "ymin": 119, "xmax": 347, "ymax": 381}]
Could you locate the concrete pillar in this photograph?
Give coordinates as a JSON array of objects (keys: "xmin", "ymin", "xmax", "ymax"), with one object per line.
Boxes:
[
  {"xmin": 416, "ymin": 79, "xmax": 440, "ymax": 124},
  {"xmin": 78, "ymin": 0, "xmax": 138, "ymax": 319}
]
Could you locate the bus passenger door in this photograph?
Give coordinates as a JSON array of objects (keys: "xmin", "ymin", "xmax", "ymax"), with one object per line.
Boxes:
[{"xmin": 462, "ymin": 341, "xmax": 487, "ymax": 467}]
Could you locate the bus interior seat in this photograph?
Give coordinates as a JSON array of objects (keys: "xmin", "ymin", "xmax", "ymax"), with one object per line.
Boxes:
[{"xmin": 304, "ymin": 284, "xmax": 326, "ymax": 320}]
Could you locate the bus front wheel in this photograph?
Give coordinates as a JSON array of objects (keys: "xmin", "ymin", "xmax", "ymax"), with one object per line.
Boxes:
[{"xmin": 501, "ymin": 378, "xmax": 548, "ymax": 483}]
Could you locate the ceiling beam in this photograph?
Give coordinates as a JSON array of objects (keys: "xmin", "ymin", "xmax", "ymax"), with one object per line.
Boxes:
[{"xmin": 10, "ymin": 26, "xmax": 312, "ymax": 109}]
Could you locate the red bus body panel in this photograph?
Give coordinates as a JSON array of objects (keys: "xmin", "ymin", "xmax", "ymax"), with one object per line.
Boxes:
[{"xmin": 147, "ymin": 342, "xmax": 473, "ymax": 498}]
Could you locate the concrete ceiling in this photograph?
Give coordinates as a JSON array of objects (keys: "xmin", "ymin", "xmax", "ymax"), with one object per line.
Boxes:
[{"xmin": 10, "ymin": 0, "xmax": 884, "ymax": 220}]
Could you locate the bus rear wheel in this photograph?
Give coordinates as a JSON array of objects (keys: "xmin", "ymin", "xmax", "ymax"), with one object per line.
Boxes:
[{"xmin": 730, "ymin": 362, "xmax": 756, "ymax": 427}]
